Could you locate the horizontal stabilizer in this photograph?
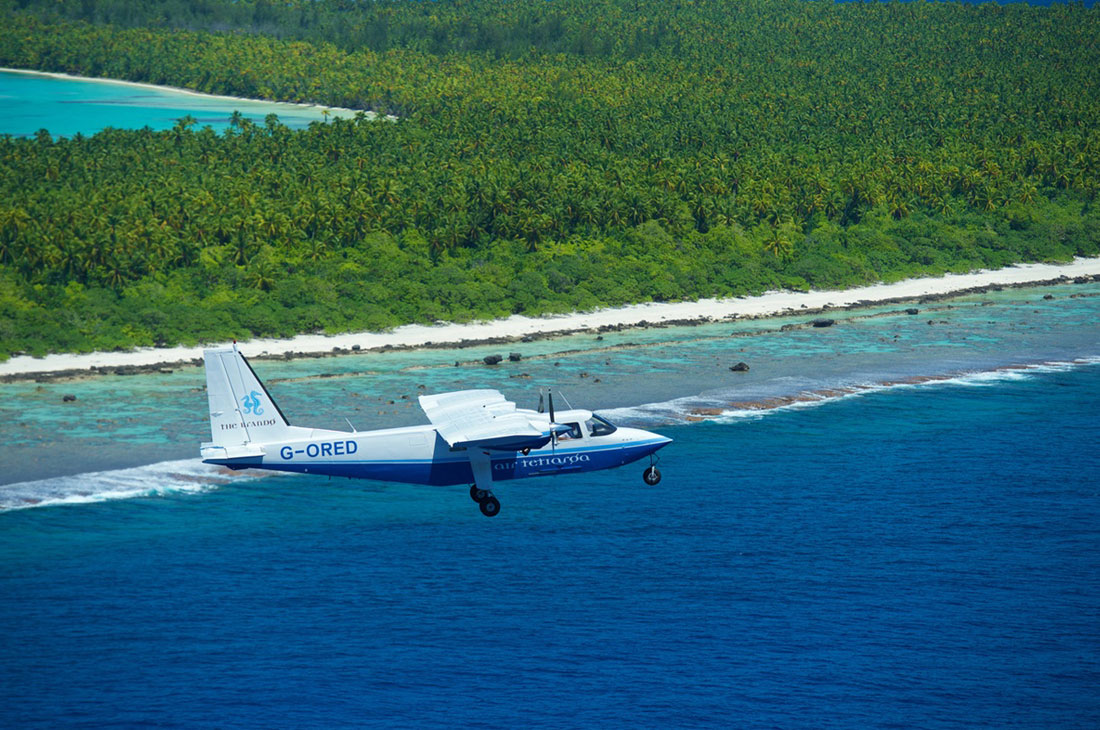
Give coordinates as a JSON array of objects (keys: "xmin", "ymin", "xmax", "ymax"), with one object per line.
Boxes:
[
  {"xmin": 419, "ymin": 389, "xmax": 551, "ymax": 451},
  {"xmin": 199, "ymin": 443, "xmax": 266, "ymax": 463}
]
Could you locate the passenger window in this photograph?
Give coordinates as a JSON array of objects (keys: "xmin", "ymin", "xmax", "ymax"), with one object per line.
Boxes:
[{"xmin": 559, "ymin": 422, "xmax": 583, "ymax": 440}]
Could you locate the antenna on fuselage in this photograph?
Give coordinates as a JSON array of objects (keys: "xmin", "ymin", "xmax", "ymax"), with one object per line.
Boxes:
[{"xmin": 344, "ymin": 417, "xmax": 358, "ymax": 433}]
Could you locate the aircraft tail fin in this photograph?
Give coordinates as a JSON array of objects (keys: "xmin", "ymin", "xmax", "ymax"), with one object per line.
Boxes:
[{"xmin": 203, "ymin": 345, "xmax": 292, "ymax": 447}]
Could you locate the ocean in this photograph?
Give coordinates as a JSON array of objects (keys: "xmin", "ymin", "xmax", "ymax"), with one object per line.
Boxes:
[{"xmin": 1, "ymin": 282, "xmax": 1099, "ymax": 728}]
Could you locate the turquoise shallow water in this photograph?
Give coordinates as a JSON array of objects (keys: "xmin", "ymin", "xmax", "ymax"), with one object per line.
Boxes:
[
  {"xmin": 0, "ymin": 69, "xmax": 356, "ymax": 138},
  {"xmin": 0, "ymin": 283, "xmax": 1098, "ymax": 727}
]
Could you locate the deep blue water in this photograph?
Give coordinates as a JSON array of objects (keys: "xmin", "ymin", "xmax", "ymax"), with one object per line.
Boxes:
[
  {"xmin": 1, "ymin": 364, "xmax": 1098, "ymax": 728},
  {"xmin": 1, "ymin": 284, "xmax": 1099, "ymax": 728}
]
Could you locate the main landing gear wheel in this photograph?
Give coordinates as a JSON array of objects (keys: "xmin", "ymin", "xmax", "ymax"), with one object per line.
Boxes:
[
  {"xmin": 469, "ymin": 484, "xmax": 500, "ymax": 516},
  {"xmin": 643, "ymin": 466, "xmax": 662, "ymax": 486},
  {"xmin": 479, "ymin": 495, "xmax": 501, "ymax": 517}
]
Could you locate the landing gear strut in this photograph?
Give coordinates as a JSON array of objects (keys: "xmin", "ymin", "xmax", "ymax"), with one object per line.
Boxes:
[{"xmin": 469, "ymin": 484, "xmax": 501, "ymax": 517}]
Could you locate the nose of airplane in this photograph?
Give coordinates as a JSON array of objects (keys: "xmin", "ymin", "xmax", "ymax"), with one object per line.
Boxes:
[{"xmin": 646, "ymin": 431, "xmax": 673, "ymax": 451}]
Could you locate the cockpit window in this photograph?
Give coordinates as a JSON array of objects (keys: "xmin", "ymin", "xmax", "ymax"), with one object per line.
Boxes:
[{"xmin": 586, "ymin": 415, "xmax": 617, "ymax": 437}]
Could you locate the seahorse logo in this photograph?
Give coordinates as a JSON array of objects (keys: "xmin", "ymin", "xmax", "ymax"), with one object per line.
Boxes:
[{"xmin": 241, "ymin": 390, "xmax": 264, "ymax": 416}]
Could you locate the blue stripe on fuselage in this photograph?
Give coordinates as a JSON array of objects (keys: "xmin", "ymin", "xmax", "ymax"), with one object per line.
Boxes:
[{"xmin": 204, "ymin": 438, "xmax": 668, "ymax": 485}]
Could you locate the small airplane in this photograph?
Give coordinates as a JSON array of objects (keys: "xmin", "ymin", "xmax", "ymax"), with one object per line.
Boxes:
[{"xmin": 199, "ymin": 345, "xmax": 671, "ymax": 516}]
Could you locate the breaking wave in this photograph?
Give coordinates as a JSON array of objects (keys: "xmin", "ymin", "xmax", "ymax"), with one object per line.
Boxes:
[
  {"xmin": 0, "ymin": 459, "xmax": 260, "ymax": 512},
  {"xmin": 602, "ymin": 356, "xmax": 1100, "ymax": 428}
]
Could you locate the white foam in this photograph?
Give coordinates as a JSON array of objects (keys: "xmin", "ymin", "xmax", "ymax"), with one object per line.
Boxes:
[
  {"xmin": 603, "ymin": 357, "xmax": 1100, "ymax": 427},
  {"xmin": 0, "ymin": 459, "xmax": 259, "ymax": 512},
  {"xmin": 941, "ymin": 369, "xmax": 1032, "ymax": 387},
  {"xmin": 600, "ymin": 395, "xmax": 708, "ymax": 425},
  {"xmin": 940, "ymin": 358, "xmax": 1100, "ymax": 387}
]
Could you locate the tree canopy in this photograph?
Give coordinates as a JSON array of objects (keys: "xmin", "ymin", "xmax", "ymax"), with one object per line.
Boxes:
[{"xmin": 1, "ymin": 0, "xmax": 1098, "ymax": 357}]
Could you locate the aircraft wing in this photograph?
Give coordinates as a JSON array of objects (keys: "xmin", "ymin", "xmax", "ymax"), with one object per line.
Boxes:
[{"xmin": 419, "ymin": 389, "xmax": 552, "ymax": 451}]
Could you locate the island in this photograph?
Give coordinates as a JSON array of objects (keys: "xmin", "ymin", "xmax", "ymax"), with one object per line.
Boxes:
[{"xmin": 0, "ymin": 0, "xmax": 1097, "ymax": 363}]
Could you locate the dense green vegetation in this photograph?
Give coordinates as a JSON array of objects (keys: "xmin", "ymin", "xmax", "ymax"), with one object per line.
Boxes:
[{"xmin": 1, "ymin": 0, "xmax": 1099, "ymax": 358}]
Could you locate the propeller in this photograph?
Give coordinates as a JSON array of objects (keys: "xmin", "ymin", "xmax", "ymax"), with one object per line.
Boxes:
[
  {"xmin": 549, "ymin": 391, "xmax": 556, "ymax": 448},
  {"xmin": 537, "ymin": 388, "xmax": 566, "ymax": 449}
]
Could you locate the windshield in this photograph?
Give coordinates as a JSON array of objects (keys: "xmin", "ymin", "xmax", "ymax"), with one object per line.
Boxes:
[{"xmin": 586, "ymin": 415, "xmax": 618, "ymax": 437}]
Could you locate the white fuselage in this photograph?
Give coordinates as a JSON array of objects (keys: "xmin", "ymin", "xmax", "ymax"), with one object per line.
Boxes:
[{"xmin": 205, "ymin": 421, "xmax": 669, "ymax": 486}]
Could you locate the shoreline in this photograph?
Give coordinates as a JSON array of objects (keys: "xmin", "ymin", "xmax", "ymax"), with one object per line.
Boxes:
[
  {"xmin": 0, "ymin": 66, "xmax": 368, "ymax": 119},
  {"xmin": 3, "ymin": 257, "xmax": 1098, "ymax": 382}
]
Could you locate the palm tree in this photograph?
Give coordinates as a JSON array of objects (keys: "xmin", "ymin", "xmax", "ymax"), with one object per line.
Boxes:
[
  {"xmin": 247, "ymin": 256, "xmax": 278, "ymax": 291},
  {"xmin": 764, "ymin": 224, "xmax": 795, "ymax": 261}
]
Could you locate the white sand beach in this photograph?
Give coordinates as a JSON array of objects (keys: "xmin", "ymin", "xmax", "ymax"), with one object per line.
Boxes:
[{"xmin": 2, "ymin": 257, "xmax": 1097, "ymax": 378}]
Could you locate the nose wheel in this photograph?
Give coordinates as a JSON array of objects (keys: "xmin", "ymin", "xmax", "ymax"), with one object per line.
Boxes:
[
  {"xmin": 469, "ymin": 484, "xmax": 501, "ymax": 517},
  {"xmin": 643, "ymin": 465, "xmax": 662, "ymax": 486}
]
